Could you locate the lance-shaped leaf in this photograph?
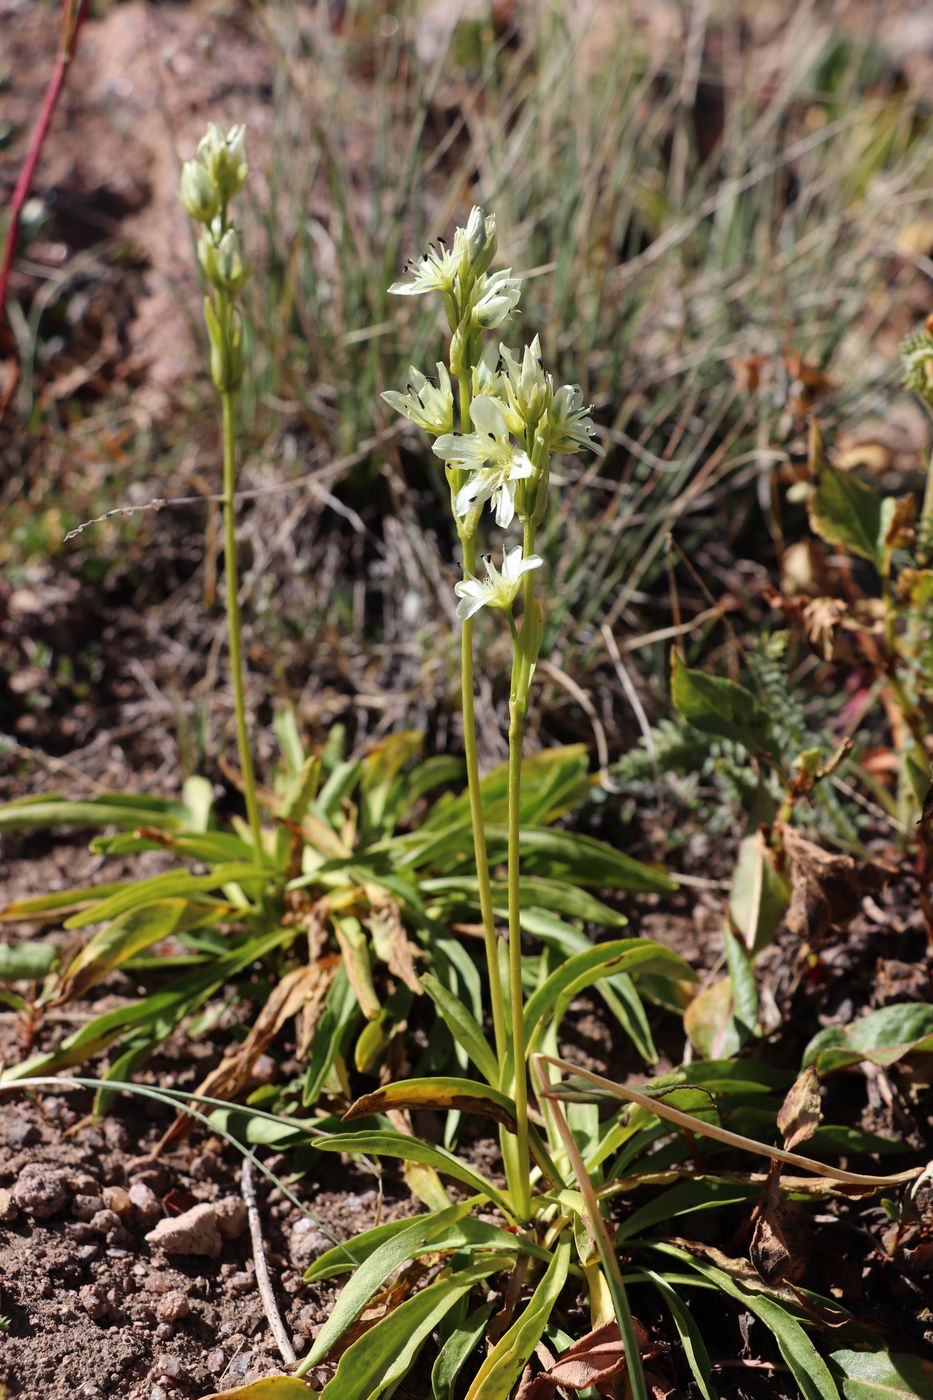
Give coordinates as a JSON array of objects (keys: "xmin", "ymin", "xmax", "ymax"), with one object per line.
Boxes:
[
  {"xmin": 464, "ymin": 1237, "xmax": 571, "ymax": 1400},
  {"xmin": 0, "ymin": 791, "xmax": 189, "ymax": 832},
  {"xmin": 728, "ymin": 833, "xmax": 790, "ymax": 956},
  {"xmin": 344, "ymin": 1076, "xmax": 518, "ymax": 1132},
  {"xmin": 55, "ymin": 899, "xmax": 221, "ymax": 1004},
  {"xmin": 314, "ymin": 1256, "xmax": 509, "ymax": 1399},
  {"xmin": 671, "ymin": 651, "xmax": 773, "ymax": 755},
  {"xmin": 827, "ymin": 1347, "xmax": 933, "ymax": 1398},
  {"xmin": 420, "ymin": 973, "xmax": 498, "ymax": 1086},
  {"xmin": 62, "ymin": 864, "xmax": 266, "ymax": 927},
  {"xmin": 803, "ymin": 1002, "xmax": 933, "ymax": 1073},
  {"xmin": 198, "ymin": 1380, "xmax": 317, "ymax": 1400},
  {"xmin": 312, "ymin": 1130, "xmax": 514, "ymax": 1216},
  {"xmin": 808, "ymin": 419, "xmax": 883, "ymax": 567}
]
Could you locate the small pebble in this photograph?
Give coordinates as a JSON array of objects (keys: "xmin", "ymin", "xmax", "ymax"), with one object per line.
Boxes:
[
  {"xmin": 103, "ymin": 1119, "xmax": 129, "ymax": 1150},
  {"xmin": 72, "ymin": 1195, "xmax": 105, "ymax": 1222},
  {"xmin": 214, "ymin": 1196, "xmax": 247, "ymax": 1240},
  {"xmin": 7, "ymin": 1119, "xmax": 40, "ymax": 1147},
  {"xmin": 12, "ymin": 1163, "xmax": 70, "ymax": 1219},
  {"xmin": 143, "ymin": 1272, "xmax": 175, "ymax": 1294},
  {"xmin": 0, "ymin": 1188, "xmax": 20, "ymax": 1223},
  {"xmin": 156, "ymin": 1291, "xmax": 189, "ymax": 1323},
  {"xmin": 156, "ymin": 1354, "xmax": 184, "ymax": 1380},
  {"xmin": 229, "ymin": 1271, "xmax": 254, "ymax": 1296},
  {"xmin": 288, "ymin": 1218, "xmax": 330, "ymax": 1271},
  {"xmin": 128, "ymin": 1182, "xmax": 161, "ymax": 1229},
  {"xmin": 154, "ymin": 1323, "xmax": 174, "ymax": 1341},
  {"xmin": 150, "ymin": 1387, "xmax": 168, "ymax": 1400},
  {"xmin": 79, "ymin": 1284, "xmax": 109, "ymax": 1321},
  {"xmin": 207, "ymin": 1348, "xmax": 226, "ymax": 1374},
  {"xmin": 77, "ymin": 1244, "xmax": 100, "ymax": 1263},
  {"xmin": 102, "ymin": 1185, "xmax": 132, "ymax": 1216},
  {"xmin": 145, "ymin": 1202, "xmax": 222, "ymax": 1258},
  {"xmin": 89, "ymin": 1209, "xmax": 122, "ymax": 1236}
]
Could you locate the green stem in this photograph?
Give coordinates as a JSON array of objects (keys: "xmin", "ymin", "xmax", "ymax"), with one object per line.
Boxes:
[
  {"xmin": 221, "ymin": 383, "xmax": 263, "ymax": 858},
  {"xmin": 504, "ymin": 515, "xmax": 538, "ymax": 1224},
  {"xmin": 460, "ymin": 552, "xmax": 508, "ymax": 1066}
]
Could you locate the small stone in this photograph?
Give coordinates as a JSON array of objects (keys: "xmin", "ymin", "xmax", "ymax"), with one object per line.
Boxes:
[
  {"xmin": 77, "ymin": 1244, "xmax": 100, "ymax": 1262},
  {"xmin": 156, "ymin": 1291, "xmax": 189, "ymax": 1323},
  {"xmin": 230, "ymin": 1351, "xmax": 252, "ymax": 1376},
  {"xmin": 89, "ymin": 1209, "xmax": 122, "ymax": 1236},
  {"xmin": 72, "ymin": 1195, "xmax": 105, "ymax": 1222},
  {"xmin": 79, "ymin": 1284, "xmax": 110, "ymax": 1320},
  {"xmin": 288, "ymin": 1218, "xmax": 330, "ymax": 1271},
  {"xmin": 12, "ymin": 1163, "xmax": 70, "ymax": 1218},
  {"xmin": 214, "ymin": 1197, "xmax": 247, "ymax": 1240},
  {"xmin": 7, "ymin": 1118, "xmax": 40, "ymax": 1147},
  {"xmin": 145, "ymin": 1202, "xmax": 222, "ymax": 1258},
  {"xmin": 150, "ymin": 1387, "xmax": 168, "ymax": 1400},
  {"xmin": 102, "ymin": 1186, "xmax": 132, "ymax": 1216},
  {"xmin": 156, "ymin": 1354, "xmax": 184, "ymax": 1380},
  {"xmin": 281, "ymin": 1270, "xmax": 302, "ymax": 1295},
  {"xmin": 154, "ymin": 1323, "xmax": 174, "ymax": 1341},
  {"xmin": 0, "ymin": 1188, "xmax": 20, "ymax": 1223},
  {"xmin": 207, "ymin": 1348, "xmax": 226, "ymax": 1374},
  {"xmin": 229, "ymin": 1271, "xmax": 254, "ymax": 1296},
  {"xmin": 103, "ymin": 1119, "xmax": 129, "ymax": 1150},
  {"xmin": 128, "ymin": 1182, "xmax": 161, "ymax": 1229},
  {"xmin": 143, "ymin": 1271, "xmax": 174, "ymax": 1294}
]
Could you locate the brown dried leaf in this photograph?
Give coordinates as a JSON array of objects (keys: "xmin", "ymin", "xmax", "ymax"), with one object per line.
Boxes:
[
  {"xmin": 365, "ymin": 887, "xmax": 423, "ymax": 995},
  {"xmin": 781, "ymin": 825, "xmax": 893, "ymax": 948},
  {"xmin": 777, "ymin": 1065, "xmax": 822, "ymax": 1152},
  {"xmin": 750, "ymin": 1190, "xmax": 810, "ymax": 1286},
  {"xmin": 515, "ymin": 1320, "xmax": 657, "ymax": 1398}
]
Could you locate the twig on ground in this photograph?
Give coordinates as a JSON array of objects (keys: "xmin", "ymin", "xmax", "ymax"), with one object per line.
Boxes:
[{"xmin": 241, "ymin": 1156, "xmax": 297, "ymax": 1367}]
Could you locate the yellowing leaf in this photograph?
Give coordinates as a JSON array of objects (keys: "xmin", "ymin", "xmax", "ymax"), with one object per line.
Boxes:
[{"xmin": 198, "ymin": 1378, "xmax": 318, "ymax": 1400}]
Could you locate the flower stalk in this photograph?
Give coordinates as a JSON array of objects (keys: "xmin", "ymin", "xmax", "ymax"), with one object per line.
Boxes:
[
  {"xmin": 179, "ymin": 125, "xmax": 262, "ymax": 859},
  {"xmin": 383, "ymin": 206, "xmax": 598, "ymax": 1222}
]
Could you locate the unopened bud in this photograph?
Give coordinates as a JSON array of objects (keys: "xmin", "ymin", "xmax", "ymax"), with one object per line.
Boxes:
[{"xmin": 179, "ymin": 160, "xmax": 219, "ymax": 223}]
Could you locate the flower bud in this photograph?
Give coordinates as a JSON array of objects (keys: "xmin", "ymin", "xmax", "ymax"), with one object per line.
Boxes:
[
  {"xmin": 179, "ymin": 159, "xmax": 219, "ymax": 223},
  {"xmin": 196, "ymin": 122, "xmax": 248, "ymax": 205}
]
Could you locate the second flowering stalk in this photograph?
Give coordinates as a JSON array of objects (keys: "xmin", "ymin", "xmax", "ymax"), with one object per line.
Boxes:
[{"xmin": 384, "ymin": 210, "xmax": 597, "ymax": 1220}]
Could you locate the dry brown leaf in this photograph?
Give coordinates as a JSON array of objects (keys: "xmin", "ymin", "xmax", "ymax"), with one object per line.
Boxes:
[
  {"xmin": 516, "ymin": 1319, "xmax": 658, "ymax": 1398},
  {"xmin": 365, "ymin": 886, "xmax": 423, "ymax": 995},
  {"xmin": 750, "ymin": 1179, "xmax": 811, "ymax": 1285},
  {"xmin": 777, "ymin": 1065, "xmax": 822, "ymax": 1152},
  {"xmin": 781, "ymin": 825, "xmax": 893, "ymax": 948},
  {"xmin": 156, "ymin": 961, "xmax": 327, "ymax": 1151}
]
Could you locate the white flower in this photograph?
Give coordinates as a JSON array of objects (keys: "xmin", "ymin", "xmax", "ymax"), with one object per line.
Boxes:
[
  {"xmin": 196, "ymin": 122, "xmax": 248, "ymax": 203},
  {"xmin": 433, "ymin": 395, "xmax": 533, "ymax": 527},
  {"xmin": 500, "ymin": 334, "xmax": 549, "ymax": 431},
  {"xmin": 472, "ymin": 269, "xmax": 521, "ymax": 328},
  {"xmin": 547, "ymin": 383, "xmax": 599, "ymax": 454},
  {"xmin": 454, "ymin": 545, "xmax": 543, "ymax": 621},
  {"xmin": 471, "ymin": 342, "xmax": 502, "ymax": 398},
  {"xmin": 389, "ymin": 240, "xmax": 462, "ymax": 297},
  {"xmin": 381, "ymin": 363, "xmax": 454, "ymax": 435}
]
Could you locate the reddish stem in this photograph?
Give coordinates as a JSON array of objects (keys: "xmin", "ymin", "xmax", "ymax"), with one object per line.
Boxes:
[{"xmin": 0, "ymin": 0, "xmax": 89, "ymax": 327}]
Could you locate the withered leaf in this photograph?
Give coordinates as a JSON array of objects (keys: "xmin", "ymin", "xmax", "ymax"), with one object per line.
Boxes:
[
  {"xmin": 750, "ymin": 1192, "xmax": 811, "ymax": 1286},
  {"xmin": 781, "ymin": 825, "xmax": 893, "ymax": 948},
  {"xmin": 777, "ymin": 1065, "xmax": 822, "ymax": 1152},
  {"xmin": 515, "ymin": 1320, "xmax": 657, "ymax": 1399}
]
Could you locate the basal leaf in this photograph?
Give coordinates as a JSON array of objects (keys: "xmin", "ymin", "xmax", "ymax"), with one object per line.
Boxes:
[
  {"xmin": 63, "ymin": 864, "xmax": 265, "ymax": 928},
  {"xmin": 420, "ymin": 973, "xmax": 498, "ymax": 1085},
  {"xmin": 464, "ymin": 1237, "xmax": 571, "ymax": 1399},
  {"xmin": 198, "ymin": 1380, "xmax": 317, "ymax": 1400},
  {"xmin": 0, "ymin": 940, "xmax": 58, "ymax": 981},
  {"xmin": 828, "ymin": 1347, "xmax": 933, "ymax": 1398},
  {"xmin": 312, "ymin": 1130, "xmax": 513, "ymax": 1216},
  {"xmin": 808, "ymin": 441, "xmax": 883, "ymax": 567},
  {"xmin": 729, "ymin": 833, "xmax": 790, "ymax": 956},
  {"xmin": 56, "ymin": 899, "xmax": 219, "ymax": 1003},
  {"xmin": 344, "ymin": 1077, "xmax": 518, "ymax": 1132},
  {"xmin": 671, "ymin": 651, "xmax": 773, "ymax": 755},
  {"xmin": 0, "ymin": 792, "xmax": 187, "ymax": 832},
  {"xmin": 803, "ymin": 1003, "xmax": 933, "ymax": 1073},
  {"xmin": 314, "ymin": 1257, "xmax": 507, "ymax": 1399},
  {"xmin": 432, "ymin": 1301, "xmax": 494, "ymax": 1400}
]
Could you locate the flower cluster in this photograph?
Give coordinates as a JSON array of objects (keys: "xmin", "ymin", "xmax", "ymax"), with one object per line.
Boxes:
[
  {"xmin": 902, "ymin": 318, "xmax": 933, "ymax": 407},
  {"xmin": 179, "ymin": 123, "xmax": 251, "ymax": 393},
  {"xmin": 383, "ymin": 207, "xmax": 599, "ymax": 621}
]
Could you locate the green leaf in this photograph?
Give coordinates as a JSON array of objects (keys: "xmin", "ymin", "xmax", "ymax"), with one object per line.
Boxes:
[
  {"xmin": 432, "ymin": 1302, "xmax": 494, "ymax": 1400},
  {"xmin": 646, "ymin": 1271, "xmax": 718, "ymax": 1400},
  {"xmin": 305, "ymin": 1215, "xmax": 549, "ymax": 1287},
  {"xmin": 464, "ymin": 1237, "xmax": 571, "ymax": 1399},
  {"xmin": 312, "ymin": 1130, "xmax": 514, "ymax": 1216},
  {"xmin": 344, "ymin": 1077, "xmax": 518, "ymax": 1132},
  {"xmin": 723, "ymin": 926, "xmax": 759, "ymax": 1042},
  {"xmin": 420, "ymin": 973, "xmax": 498, "ymax": 1086},
  {"xmin": 63, "ymin": 864, "xmax": 265, "ymax": 928},
  {"xmin": 92, "ymin": 830, "xmax": 254, "ymax": 864},
  {"xmin": 0, "ymin": 941, "xmax": 58, "ymax": 981},
  {"xmin": 809, "ymin": 452, "xmax": 883, "ymax": 567},
  {"xmin": 302, "ymin": 1203, "xmax": 473, "ymax": 1369},
  {"xmin": 523, "ymin": 939, "xmax": 691, "ymax": 1051},
  {"xmin": 671, "ymin": 651, "xmax": 773, "ymax": 755},
  {"xmin": 424, "ymin": 875, "xmax": 628, "ymax": 928},
  {"xmin": 0, "ymin": 792, "xmax": 187, "ymax": 833},
  {"xmin": 485, "ymin": 826, "xmax": 676, "ymax": 894},
  {"xmin": 198, "ymin": 1380, "xmax": 318, "ymax": 1400},
  {"xmin": 57, "ymin": 899, "xmax": 219, "ymax": 1002},
  {"xmin": 650, "ymin": 1244, "xmax": 841, "ymax": 1400},
  {"xmin": 803, "ymin": 1003, "xmax": 933, "ymax": 1073},
  {"xmin": 728, "ymin": 834, "xmax": 790, "ymax": 956},
  {"xmin": 617, "ymin": 1180, "xmax": 755, "ymax": 1242},
  {"xmin": 0, "ymin": 881, "xmax": 130, "ymax": 922},
  {"xmin": 828, "ymin": 1347, "xmax": 933, "ymax": 1398},
  {"xmin": 315, "ymin": 1256, "xmax": 506, "ymax": 1400}
]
